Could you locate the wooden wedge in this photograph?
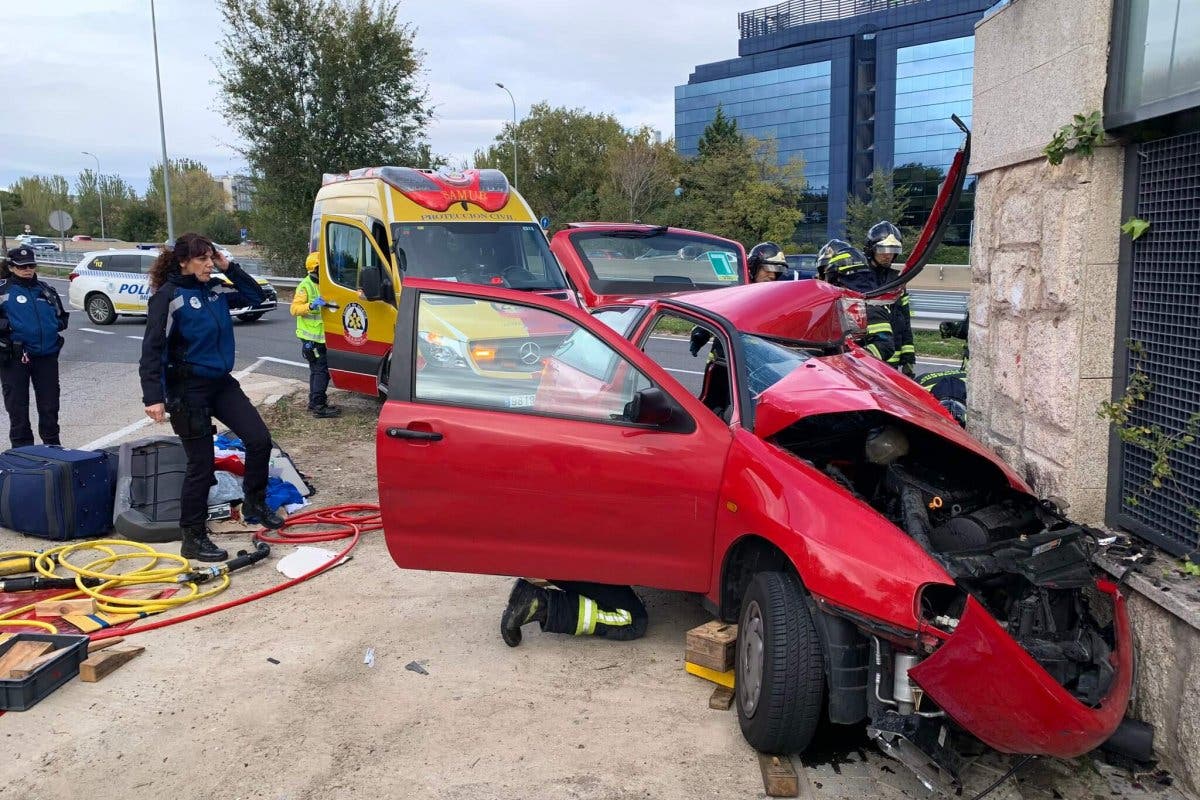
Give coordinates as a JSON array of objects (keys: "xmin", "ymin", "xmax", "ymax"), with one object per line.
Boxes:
[
  {"xmin": 0, "ymin": 641, "xmax": 53, "ymax": 679},
  {"xmin": 80, "ymin": 646, "xmax": 145, "ymax": 682}
]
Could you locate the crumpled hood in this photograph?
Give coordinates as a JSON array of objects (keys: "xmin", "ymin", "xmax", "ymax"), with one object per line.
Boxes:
[{"xmin": 754, "ymin": 351, "xmax": 1029, "ymax": 491}]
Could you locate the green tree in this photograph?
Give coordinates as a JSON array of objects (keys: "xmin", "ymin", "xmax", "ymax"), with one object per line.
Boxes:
[
  {"xmin": 696, "ymin": 106, "xmax": 740, "ymax": 160},
  {"xmin": 475, "ymin": 103, "xmax": 626, "ymax": 231},
  {"xmin": 12, "ymin": 175, "xmax": 72, "ymax": 236},
  {"xmin": 115, "ymin": 202, "xmax": 164, "ymax": 243},
  {"xmin": 216, "ymin": 0, "xmax": 434, "ymax": 273},
  {"xmin": 601, "ymin": 128, "xmax": 680, "ymax": 222},
  {"xmin": 75, "ymin": 170, "xmax": 138, "ymax": 238},
  {"xmin": 0, "ymin": 189, "xmax": 23, "ymax": 238},
  {"xmin": 146, "ymin": 159, "xmax": 227, "ymax": 240},
  {"xmin": 843, "ymin": 168, "xmax": 911, "ymax": 248}
]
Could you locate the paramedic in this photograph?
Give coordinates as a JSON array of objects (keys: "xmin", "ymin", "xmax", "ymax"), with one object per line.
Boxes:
[
  {"xmin": 291, "ymin": 252, "xmax": 340, "ymax": 418},
  {"xmin": 139, "ymin": 234, "xmax": 284, "ymax": 562}
]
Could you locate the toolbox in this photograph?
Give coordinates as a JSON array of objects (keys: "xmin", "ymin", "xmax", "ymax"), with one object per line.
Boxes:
[{"xmin": 0, "ymin": 633, "xmax": 90, "ymax": 711}]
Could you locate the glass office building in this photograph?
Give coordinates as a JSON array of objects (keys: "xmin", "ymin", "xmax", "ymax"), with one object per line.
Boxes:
[{"xmin": 676, "ymin": 0, "xmax": 993, "ymax": 245}]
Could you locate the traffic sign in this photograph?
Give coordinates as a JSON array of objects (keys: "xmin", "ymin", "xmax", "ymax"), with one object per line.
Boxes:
[
  {"xmin": 540, "ymin": 216, "xmax": 550, "ymax": 229},
  {"xmin": 48, "ymin": 210, "xmax": 73, "ymax": 233}
]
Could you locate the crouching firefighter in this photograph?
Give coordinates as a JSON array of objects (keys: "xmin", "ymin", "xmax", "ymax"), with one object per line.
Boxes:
[
  {"xmin": 139, "ymin": 234, "xmax": 285, "ymax": 562},
  {"xmin": 816, "ymin": 239, "xmax": 895, "ymax": 363},
  {"xmin": 501, "ymin": 579, "xmax": 648, "ymax": 647},
  {"xmin": 865, "ymin": 221, "xmax": 916, "ymax": 377}
]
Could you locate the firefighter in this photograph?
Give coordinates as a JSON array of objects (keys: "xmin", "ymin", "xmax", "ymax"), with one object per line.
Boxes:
[
  {"xmin": 865, "ymin": 221, "xmax": 916, "ymax": 377},
  {"xmin": 747, "ymin": 241, "xmax": 788, "ymax": 282},
  {"xmin": 921, "ymin": 313, "xmax": 969, "ymax": 426},
  {"xmin": 140, "ymin": 234, "xmax": 285, "ymax": 562},
  {"xmin": 291, "ymin": 252, "xmax": 341, "ymax": 418},
  {"xmin": 0, "ymin": 246, "xmax": 69, "ymax": 448},
  {"xmin": 816, "ymin": 239, "xmax": 895, "ymax": 363},
  {"xmin": 501, "ymin": 578, "xmax": 647, "ymax": 646}
]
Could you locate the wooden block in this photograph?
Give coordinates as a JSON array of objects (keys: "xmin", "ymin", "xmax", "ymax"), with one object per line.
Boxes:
[
  {"xmin": 7, "ymin": 646, "xmax": 71, "ymax": 679},
  {"xmin": 758, "ymin": 754, "xmax": 799, "ymax": 798},
  {"xmin": 87, "ymin": 637, "xmax": 125, "ymax": 654},
  {"xmin": 80, "ymin": 646, "xmax": 145, "ymax": 683},
  {"xmin": 684, "ymin": 660, "xmax": 735, "ymax": 689},
  {"xmin": 709, "ymin": 684, "xmax": 734, "ymax": 710},
  {"xmin": 0, "ymin": 641, "xmax": 53, "ymax": 678},
  {"xmin": 685, "ymin": 620, "xmax": 738, "ymax": 672},
  {"xmin": 34, "ymin": 598, "xmax": 97, "ymax": 618}
]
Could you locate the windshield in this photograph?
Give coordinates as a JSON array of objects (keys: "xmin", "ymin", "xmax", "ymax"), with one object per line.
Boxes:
[
  {"xmin": 391, "ymin": 222, "xmax": 567, "ymax": 291},
  {"xmin": 741, "ymin": 334, "xmax": 812, "ymax": 401},
  {"xmin": 571, "ymin": 229, "xmax": 744, "ymax": 294}
]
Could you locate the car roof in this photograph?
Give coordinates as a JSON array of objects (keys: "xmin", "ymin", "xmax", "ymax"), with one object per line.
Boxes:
[{"xmin": 80, "ymin": 248, "xmax": 159, "ymax": 259}]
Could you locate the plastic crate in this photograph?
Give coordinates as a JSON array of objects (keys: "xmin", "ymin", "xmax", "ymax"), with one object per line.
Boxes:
[{"xmin": 0, "ymin": 633, "xmax": 89, "ymax": 711}]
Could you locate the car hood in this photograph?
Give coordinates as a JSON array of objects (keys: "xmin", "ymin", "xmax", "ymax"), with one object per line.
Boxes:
[{"xmin": 754, "ymin": 352, "xmax": 1028, "ymax": 491}]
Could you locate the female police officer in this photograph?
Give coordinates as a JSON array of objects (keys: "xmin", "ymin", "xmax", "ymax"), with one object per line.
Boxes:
[
  {"xmin": 0, "ymin": 245, "xmax": 69, "ymax": 448},
  {"xmin": 139, "ymin": 234, "xmax": 283, "ymax": 562}
]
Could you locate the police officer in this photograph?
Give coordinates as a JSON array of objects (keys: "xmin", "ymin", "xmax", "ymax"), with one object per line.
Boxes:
[
  {"xmin": 501, "ymin": 578, "xmax": 647, "ymax": 647},
  {"xmin": 816, "ymin": 239, "xmax": 895, "ymax": 363},
  {"xmin": 865, "ymin": 221, "xmax": 916, "ymax": 377},
  {"xmin": 139, "ymin": 234, "xmax": 284, "ymax": 562},
  {"xmin": 0, "ymin": 246, "xmax": 68, "ymax": 448},
  {"xmin": 291, "ymin": 252, "xmax": 340, "ymax": 418}
]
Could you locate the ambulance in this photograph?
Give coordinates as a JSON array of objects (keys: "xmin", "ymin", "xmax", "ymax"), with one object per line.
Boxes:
[{"xmin": 311, "ymin": 168, "xmax": 574, "ymax": 396}]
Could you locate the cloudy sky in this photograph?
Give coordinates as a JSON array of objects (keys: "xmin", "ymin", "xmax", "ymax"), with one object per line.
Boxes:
[{"xmin": 1, "ymin": 0, "xmax": 752, "ymax": 194}]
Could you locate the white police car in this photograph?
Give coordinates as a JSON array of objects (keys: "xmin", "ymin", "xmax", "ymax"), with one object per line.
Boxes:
[{"xmin": 67, "ymin": 249, "xmax": 278, "ymax": 325}]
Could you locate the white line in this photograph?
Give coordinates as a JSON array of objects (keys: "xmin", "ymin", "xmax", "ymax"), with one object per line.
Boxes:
[
  {"xmin": 126, "ymin": 335, "xmax": 144, "ymax": 340},
  {"xmin": 666, "ymin": 367, "xmax": 704, "ymax": 376},
  {"xmin": 78, "ymin": 327, "xmax": 115, "ymax": 335},
  {"xmin": 257, "ymin": 356, "xmax": 308, "ymax": 368}
]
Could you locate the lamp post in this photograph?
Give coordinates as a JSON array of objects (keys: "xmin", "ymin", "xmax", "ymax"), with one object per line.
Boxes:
[
  {"xmin": 495, "ymin": 82, "xmax": 518, "ymax": 188},
  {"xmin": 82, "ymin": 151, "xmax": 106, "ymax": 240},
  {"xmin": 150, "ymin": 0, "xmax": 175, "ymax": 241}
]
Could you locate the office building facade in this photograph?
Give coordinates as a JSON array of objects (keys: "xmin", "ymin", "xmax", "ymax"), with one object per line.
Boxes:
[{"xmin": 676, "ymin": 0, "xmax": 994, "ymax": 245}]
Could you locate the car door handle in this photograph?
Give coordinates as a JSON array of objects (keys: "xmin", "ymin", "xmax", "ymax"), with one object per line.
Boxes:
[{"xmin": 386, "ymin": 427, "xmax": 443, "ymax": 441}]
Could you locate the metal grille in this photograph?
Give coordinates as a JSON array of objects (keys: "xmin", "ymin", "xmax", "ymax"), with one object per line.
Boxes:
[
  {"xmin": 1116, "ymin": 130, "xmax": 1200, "ymax": 555},
  {"xmin": 738, "ymin": 0, "xmax": 931, "ymax": 38}
]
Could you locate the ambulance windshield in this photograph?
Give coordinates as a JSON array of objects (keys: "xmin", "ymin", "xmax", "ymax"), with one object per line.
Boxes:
[{"xmin": 391, "ymin": 222, "xmax": 567, "ymax": 291}]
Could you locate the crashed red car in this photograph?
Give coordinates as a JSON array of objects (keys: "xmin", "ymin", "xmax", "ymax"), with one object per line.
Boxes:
[
  {"xmin": 550, "ymin": 223, "xmax": 748, "ymax": 308},
  {"xmin": 375, "ymin": 120, "xmax": 1130, "ymax": 791}
]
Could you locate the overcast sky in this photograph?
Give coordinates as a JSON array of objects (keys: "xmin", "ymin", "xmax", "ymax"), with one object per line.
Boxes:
[{"xmin": 1, "ymin": 0, "xmax": 752, "ymax": 194}]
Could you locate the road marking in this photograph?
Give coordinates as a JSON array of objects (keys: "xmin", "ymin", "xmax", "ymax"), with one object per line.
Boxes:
[
  {"xmin": 126, "ymin": 335, "xmax": 144, "ymax": 341},
  {"xmin": 78, "ymin": 327, "xmax": 114, "ymax": 335},
  {"xmin": 81, "ymin": 359, "xmax": 265, "ymax": 451},
  {"xmin": 666, "ymin": 367, "xmax": 704, "ymax": 376},
  {"xmin": 257, "ymin": 356, "xmax": 308, "ymax": 368}
]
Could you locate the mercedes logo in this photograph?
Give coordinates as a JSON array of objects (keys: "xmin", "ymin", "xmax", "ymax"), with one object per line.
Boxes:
[{"xmin": 518, "ymin": 341, "xmax": 542, "ymax": 365}]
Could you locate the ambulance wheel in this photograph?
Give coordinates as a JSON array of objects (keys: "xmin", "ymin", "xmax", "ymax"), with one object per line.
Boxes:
[
  {"xmin": 238, "ymin": 312, "xmax": 265, "ymax": 323},
  {"xmin": 86, "ymin": 293, "xmax": 117, "ymax": 325}
]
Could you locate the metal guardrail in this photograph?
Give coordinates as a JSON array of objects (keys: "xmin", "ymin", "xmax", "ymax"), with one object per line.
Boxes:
[
  {"xmin": 909, "ymin": 289, "xmax": 968, "ymax": 322},
  {"xmin": 738, "ymin": 0, "xmax": 931, "ymax": 38}
]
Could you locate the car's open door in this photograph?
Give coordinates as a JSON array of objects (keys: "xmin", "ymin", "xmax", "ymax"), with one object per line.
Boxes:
[{"xmin": 376, "ymin": 278, "xmax": 733, "ymax": 592}]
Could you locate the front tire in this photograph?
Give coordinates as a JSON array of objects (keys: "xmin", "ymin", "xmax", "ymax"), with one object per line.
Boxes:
[
  {"xmin": 86, "ymin": 293, "xmax": 116, "ymax": 325},
  {"xmin": 736, "ymin": 571, "xmax": 825, "ymax": 754}
]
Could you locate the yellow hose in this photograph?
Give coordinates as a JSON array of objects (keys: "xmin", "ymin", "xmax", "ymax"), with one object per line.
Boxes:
[{"xmin": 0, "ymin": 539, "xmax": 232, "ymax": 633}]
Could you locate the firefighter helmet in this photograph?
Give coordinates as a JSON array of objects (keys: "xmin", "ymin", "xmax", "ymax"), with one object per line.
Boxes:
[
  {"xmin": 815, "ymin": 239, "xmax": 865, "ymax": 282},
  {"xmin": 866, "ymin": 221, "xmax": 904, "ymax": 258},
  {"xmin": 747, "ymin": 242, "xmax": 788, "ymax": 279}
]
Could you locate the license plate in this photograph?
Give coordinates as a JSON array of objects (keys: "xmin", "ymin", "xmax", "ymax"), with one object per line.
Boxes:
[{"xmin": 507, "ymin": 394, "xmax": 537, "ymax": 408}]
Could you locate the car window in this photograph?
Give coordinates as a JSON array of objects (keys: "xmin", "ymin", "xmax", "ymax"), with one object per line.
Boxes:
[
  {"xmin": 93, "ymin": 254, "xmax": 139, "ymax": 273},
  {"xmin": 412, "ymin": 292, "xmax": 650, "ymax": 423},
  {"xmin": 592, "ymin": 307, "xmax": 643, "ymax": 336},
  {"xmin": 391, "ymin": 222, "xmax": 566, "ymax": 291},
  {"xmin": 641, "ymin": 312, "xmax": 732, "ymax": 420},
  {"xmin": 570, "ymin": 230, "xmax": 743, "ymax": 293},
  {"xmin": 140, "ymin": 255, "xmax": 156, "ymax": 273},
  {"xmin": 741, "ymin": 334, "xmax": 813, "ymax": 400},
  {"xmin": 326, "ymin": 221, "xmax": 384, "ymax": 292}
]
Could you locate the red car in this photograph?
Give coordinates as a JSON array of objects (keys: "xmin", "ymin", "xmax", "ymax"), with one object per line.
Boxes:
[
  {"xmin": 375, "ymin": 122, "xmax": 1131, "ymax": 791},
  {"xmin": 550, "ymin": 223, "xmax": 748, "ymax": 308}
]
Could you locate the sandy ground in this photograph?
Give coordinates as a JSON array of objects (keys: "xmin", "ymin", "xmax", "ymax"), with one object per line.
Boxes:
[{"xmin": 0, "ymin": 392, "xmax": 1191, "ymax": 800}]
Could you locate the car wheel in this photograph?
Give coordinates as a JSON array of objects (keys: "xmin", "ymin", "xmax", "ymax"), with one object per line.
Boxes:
[
  {"xmin": 238, "ymin": 312, "xmax": 265, "ymax": 323},
  {"xmin": 85, "ymin": 293, "xmax": 117, "ymax": 325},
  {"xmin": 736, "ymin": 570, "xmax": 825, "ymax": 754}
]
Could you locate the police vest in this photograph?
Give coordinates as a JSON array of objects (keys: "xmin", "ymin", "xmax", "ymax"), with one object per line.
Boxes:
[{"xmin": 295, "ymin": 275, "xmax": 325, "ymax": 343}]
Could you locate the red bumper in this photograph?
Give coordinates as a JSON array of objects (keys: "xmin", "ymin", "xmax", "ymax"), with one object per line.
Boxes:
[{"xmin": 909, "ymin": 580, "xmax": 1132, "ymax": 757}]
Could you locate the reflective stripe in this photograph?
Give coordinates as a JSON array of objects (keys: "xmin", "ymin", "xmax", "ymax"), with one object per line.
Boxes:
[
  {"xmin": 575, "ymin": 597, "xmax": 598, "ymax": 635},
  {"xmin": 888, "ymin": 354, "xmax": 901, "ymax": 364},
  {"xmin": 165, "ymin": 294, "xmax": 185, "ymax": 341},
  {"xmin": 867, "ymin": 322, "xmax": 892, "ymax": 334},
  {"xmin": 866, "ymin": 344, "xmax": 883, "ymax": 359},
  {"xmin": 836, "ymin": 262, "xmax": 862, "ymax": 272},
  {"xmin": 900, "ymin": 345, "xmax": 916, "ymax": 354},
  {"xmin": 596, "ymin": 608, "xmax": 633, "ymax": 628},
  {"xmin": 900, "ymin": 295, "xmax": 910, "ymax": 306},
  {"xmin": 828, "ymin": 252, "xmax": 851, "ymax": 264}
]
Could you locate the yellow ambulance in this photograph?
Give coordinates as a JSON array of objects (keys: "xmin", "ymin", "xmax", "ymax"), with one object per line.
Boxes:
[{"xmin": 310, "ymin": 168, "xmax": 574, "ymax": 396}]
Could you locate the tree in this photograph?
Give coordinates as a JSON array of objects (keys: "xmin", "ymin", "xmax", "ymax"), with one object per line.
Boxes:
[
  {"xmin": 0, "ymin": 189, "xmax": 23, "ymax": 238},
  {"xmin": 146, "ymin": 159, "xmax": 227, "ymax": 241},
  {"xmin": 115, "ymin": 202, "xmax": 163, "ymax": 243},
  {"xmin": 474, "ymin": 103, "xmax": 626, "ymax": 230},
  {"xmin": 603, "ymin": 129, "xmax": 679, "ymax": 222},
  {"xmin": 12, "ymin": 175, "xmax": 72, "ymax": 236},
  {"xmin": 75, "ymin": 170, "xmax": 138, "ymax": 238},
  {"xmin": 843, "ymin": 168, "xmax": 911, "ymax": 248},
  {"xmin": 696, "ymin": 106, "xmax": 740, "ymax": 160},
  {"xmin": 216, "ymin": 0, "xmax": 434, "ymax": 273}
]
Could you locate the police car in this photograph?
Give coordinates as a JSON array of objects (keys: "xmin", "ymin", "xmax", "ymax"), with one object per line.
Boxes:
[{"xmin": 67, "ymin": 249, "xmax": 278, "ymax": 325}]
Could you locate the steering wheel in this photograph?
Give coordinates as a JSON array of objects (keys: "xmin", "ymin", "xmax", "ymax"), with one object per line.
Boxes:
[
  {"xmin": 458, "ymin": 264, "xmax": 509, "ymax": 287},
  {"xmin": 502, "ymin": 266, "xmax": 538, "ymax": 286}
]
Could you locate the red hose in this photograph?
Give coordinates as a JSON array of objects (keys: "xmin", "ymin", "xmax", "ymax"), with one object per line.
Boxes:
[{"xmin": 90, "ymin": 503, "xmax": 382, "ymax": 641}]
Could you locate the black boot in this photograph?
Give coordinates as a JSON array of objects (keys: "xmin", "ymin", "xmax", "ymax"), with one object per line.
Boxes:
[
  {"xmin": 500, "ymin": 579, "xmax": 548, "ymax": 647},
  {"xmin": 242, "ymin": 491, "xmax": 285, "ymax": 530},
  {"xmin": 180, "ymin": 525, "xmax": 228, "ymax": 562},
  {"xmin": 310, "ymin": 404, "xmax": 342, "ymax": 419}
]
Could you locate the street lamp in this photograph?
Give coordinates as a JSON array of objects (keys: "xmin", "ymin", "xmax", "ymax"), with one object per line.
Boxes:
[
  {"xmin": 150, "ymin": 0, "xmax": 175, "ymax": 241},
  {"xmin": 495, "ymin": 82, "xmax": 517, "ymax": 188},
  {"xmin": 82, "ymin": 151, "xmax": 105, "ymax": 240}
]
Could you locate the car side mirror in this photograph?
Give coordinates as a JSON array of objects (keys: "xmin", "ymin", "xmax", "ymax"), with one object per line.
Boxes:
[
  {"xmin": 623, "ymin": 387, "xmax": 675, "ymax": 427},
  {"xmin": 359, "ymin": 265, "xmax": 383, "ymax": 301}
]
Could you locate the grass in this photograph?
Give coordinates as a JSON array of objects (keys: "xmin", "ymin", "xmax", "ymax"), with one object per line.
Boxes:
[
  {"xmin": 259, "ymin": 391, "xmax": 379, "ymax": 440},
  {"xmin": 914, "ymin": 329, "xmax": 967, "ymax": 360}
]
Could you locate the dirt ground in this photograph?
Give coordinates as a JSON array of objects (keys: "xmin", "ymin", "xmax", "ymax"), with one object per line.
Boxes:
[{"xmin": 0, "ymin": 391, "xmax": 1191, "ymax": 800}]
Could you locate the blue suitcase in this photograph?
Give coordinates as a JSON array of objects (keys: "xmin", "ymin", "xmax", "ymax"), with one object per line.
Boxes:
[{"xmin": 0, "ymin": 446, "xmax": 114, "ymax": 540}]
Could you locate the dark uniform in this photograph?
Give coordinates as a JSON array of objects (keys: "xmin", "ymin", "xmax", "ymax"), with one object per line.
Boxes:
[
  {"xmin": 0, "ymin": 246, "xmax": 68, "ymax": 448},
  {"xmin": 139, "ymin": 243, "xmax": 284, "ymax": 561},
  {"xmin": 864, "ymin": 221, "xmax": 916, "ymax": 376},
  {"xmin": 501, "ymin": 578, "xmax": 648, "ymax": 647},
  {"xmin": 817, "ymin": 239, "xmax": 895, "ymax": 363}
]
